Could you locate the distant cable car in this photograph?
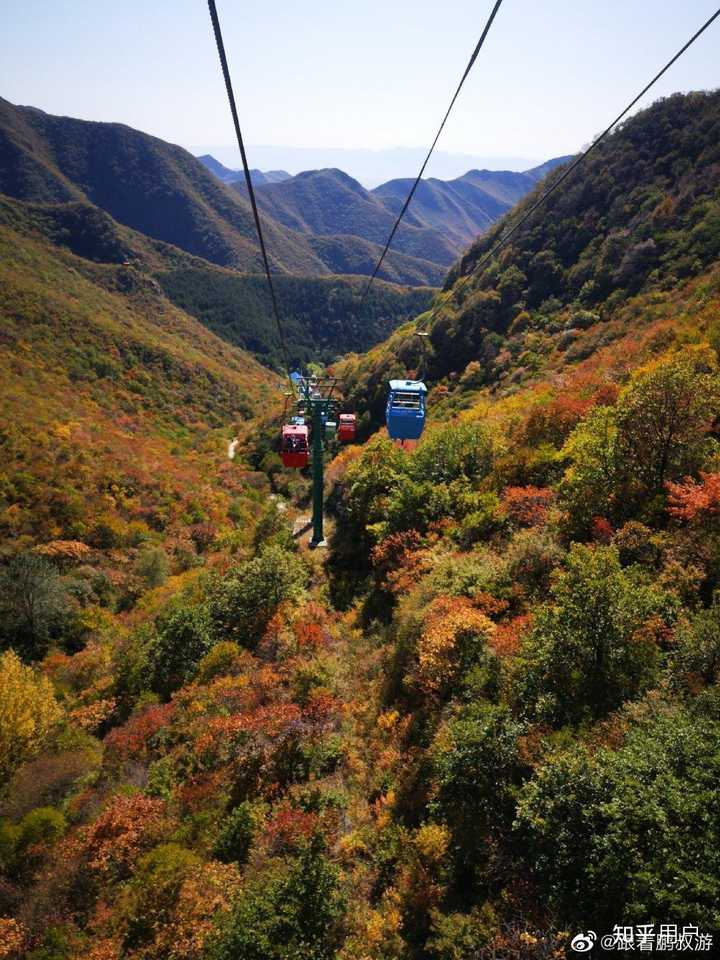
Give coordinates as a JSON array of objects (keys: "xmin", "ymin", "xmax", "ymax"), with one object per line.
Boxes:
[
  {"xmin": 338, "ymin": 413, "xmax": 357, "ymax": 443},
  {"xmin": 281, "ymin": 423, "xmax": 309, "ymax": 468},
  {"xmin": 386, "ymin": 379, "xmax": 427, "ymax": 441}
]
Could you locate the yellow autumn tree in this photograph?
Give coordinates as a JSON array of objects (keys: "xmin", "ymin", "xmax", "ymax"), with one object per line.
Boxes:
[
  {"xmin": 0, "ymin": 917, "xmax": 26, "ymax": 959},
  {"xmin": 0, "ymin": 650, "xmax": 62, "ymax": 784},
  {"xmin": 416, "ymin": 596, "xmax": 495, "ymax": 696}
]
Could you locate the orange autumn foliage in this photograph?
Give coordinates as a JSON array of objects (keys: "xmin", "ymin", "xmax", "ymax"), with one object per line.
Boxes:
[
  {"xmin": 76, "ymin": 794, "xmax": 169, "ymax": 880},
  {"xmin": 193, "ymin": 703, "xmax": 302, "ymax": 760},
  {"xmin": 471, "ymin": 592, "xmax": 510, "ymax": 619},
  {"xmin": 302, "ymin": 688, "xmax": 342, "ymax": 727},
  {"xmin": 81, "ymin": 939, "xmax": 122, "ymax": 960},
  {"xmin": 666, "ymin": 472, "xmax": 720, "ymax": 522},
  {"xmin": 0, "ymin": 918, "xmax": 26, "ymax": 959},
  {"xmin": 70, "ymin": 698, "xmax": 117, "ymax": 732},
  {"xmin": 152, "ymin": 861, "xmax": 241, "ymax": 960},
  {"xmin": 371, "ymin": 531, "xmax": 428, "ymax": 595},
  {"xmin": 264, "ymin": 806, "xmax": 319, "ymax": 853},
  {"xmin": 177, "ymin": 773, "xmax": 226, "ymax": 814},
  {"xmin": 416, "ymin": 597, "xmax": 495, "ymax": 695},
  {"xmin": 591, "ymin": 516, "xmax": 615, "ymax": 543},
  {"xmin": 371, "ymin": 531, "xmax": 423, "ymax": 571},
  {"xmin": 502, "ymin": 486, "xmax": 554, "ymax": 526},
  {"xmin": 488, "ymin": 615, "xmax": 531, "ymax": 659},
  {"xmin": 103, "ymin": 703, "xmax": 175, "ymax": 764},
  {"xmin": 520, "ymin": 378, "xmax": 619, "ymax": 448},
  {"xmin": 293, "ymin": 602, "xmax": 334, "ymax": 650}
]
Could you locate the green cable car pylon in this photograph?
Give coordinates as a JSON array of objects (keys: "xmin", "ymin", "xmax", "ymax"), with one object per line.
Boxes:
[{"xmin": 290, "ymin": 373, "xmax": 342, "ymax": 548}]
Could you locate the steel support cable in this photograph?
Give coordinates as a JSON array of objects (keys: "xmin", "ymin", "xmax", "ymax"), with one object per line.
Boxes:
[
  {"xmin": 416, "ymin": 4, "xmax": 720, "ymax": 335},
  {"xmin": 207, "ymin": 0, "xmax": 295, "ymax": 391},
  {"xmin": 360, "ymin": 0, "xmax": 504, "ymax": 303}
]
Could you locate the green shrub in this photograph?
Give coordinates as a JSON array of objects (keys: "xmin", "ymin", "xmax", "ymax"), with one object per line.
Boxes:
[
  {"xmin": 0, "ymin": 553, "xmax": 71, "ymax": 658},
  {"xmin": 671, "ymin": 597, "xmax": 720, "ymax": 689},
  {"xmin": 453, "ymin": 492, "xmax": 505, "ymax": 547},
  {"xmin": 208, "ymin": 546, "xmax": 307, "ymax": 649},
  {"xmin": 431, "ymin": 703, "xmax": 527, "ymax": 877},
  {"xmin": 152, "ymin": 601, "xmax": 214, "ymax": 697},
  {"xmin": 213, "ymin": 801, "xmax": 263, "ymax": 865},
  {"xmin": 252, "ymin": 502, "xmax": 295, "ymax": 553},
  {"xmin": 423, "ymin": 551, "xmax": 508, "ymax": 602},
  {"xmin": 514, "ymin": 544, "xmax": 676, "ymax": 725},
  {"xmin": 113, "ymin": 624, "xmax": 157, "ymax": 719},
  {"xmin": 145, "ymin": 755, "xmax": 175, "ymax": 800},
  {"xmin": 426, "ymin": 905, "xmax": 497, "ymax": 960},
  {"xmin": 515, "ymin": 704, "xmax": 720, "ymax": 929},
  {"xmin": 135, "ymin": 547, "xmax": 169, "ymax": 588},
  {"xmin": 0, "ymin": 806, "xmax": 66, "ymax": 874},
  {"xmin": 0, "ymin": 818, "xmax": 21, "ymax": 869},
  {"xmin": 122, "ymin": 843, "xmax": 201, "ymax": 950},
  {"xmin": 196, "ymin": 641, "xmax": 241, "ymax": 682},
  {"xmin": 410, "ymin": 421, "xmax": 495, "ymax": 487},
  {"xmin": 504, "ymin": 528, "xmax": 565, "ymax": 596},
  {"xmin": 25, "ymin": 924, "xmax": 79, "ymax": 960},
  {"xmin": 18, "ymin": 806, "xmax": 66, "ymax": 847},
  {"xmin": 559, "ymin": 354, "xmax": 720, "ymax": 535},
  {"xmin": 207, "ymin": 836, "xmax": 345, "ymax": 960}
]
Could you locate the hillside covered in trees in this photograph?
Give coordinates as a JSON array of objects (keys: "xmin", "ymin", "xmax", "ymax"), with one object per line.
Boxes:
[
  {"xmin": 339, "ymin": 91, "xmax": 720, "ymax": 420},
  {"xmin": 0, "ymin": 98, "xmax": 444, "ymax": 287},
  {"xmin": 2, "ymin": 90, "xmax": 720, "ymax": 960},
  {"xmin": 0, "ymin": 188, "xmax": 432, "ymax": 374}
]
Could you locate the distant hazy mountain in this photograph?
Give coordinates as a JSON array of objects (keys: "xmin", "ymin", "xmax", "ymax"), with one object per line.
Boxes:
[
  {"xmin": 191, "ymin": 144, "xmax": 548, "ymax": 188},
  {"xmin": 196, "ymin": 153, "xmax": 244, "ymax": 182},
  {"xmin": 373, "ymin": 168, "xmax": 561, "ymax": 250},
  {"xmin": 197, "ymin": 155, "xmax": 291, "ymax": 186},
  {"xmin": 251, "ymin": 169, "xmax": 291, "ymax": 185},
  {"xmin": 225, "ymin": 160, "xmax": 571, "ymax": 266}
]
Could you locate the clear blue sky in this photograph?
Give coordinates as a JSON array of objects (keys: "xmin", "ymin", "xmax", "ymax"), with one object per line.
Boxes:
[{"xmin": 2, "ymin": 0, "xmax": 718, "ymax": 165}]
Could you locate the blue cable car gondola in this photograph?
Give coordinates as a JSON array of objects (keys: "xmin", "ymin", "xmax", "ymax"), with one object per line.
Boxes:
[{"xmin": 386, "ymin": 379, "xmax": 427, "ymax": 441}]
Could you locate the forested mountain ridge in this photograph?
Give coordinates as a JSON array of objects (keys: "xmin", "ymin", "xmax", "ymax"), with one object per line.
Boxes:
[
  {"xmin": 435, "ymin": 90, "xmax": 720, "ymax": 374},
  {"xmin": 232, "ymin": 167, "xmax": 460, "ymax": 266},
  {"xmin": 0, "ymin": 98, "xmax": 307, "ymax": 274},
  {"xmin": 0, "ymin": 96, "xmax": 436, "ymax": 373},
  {"xmin": 0, "ymin": 98, "xmax": 442, "ymax": 285},
  {"xmin": 372, "ymin": 160, "xmax": 572, "ymax": 244},
  {"xmin": 320, "ymin": 89, "xmax": 720, "ymax": 951},
  {"xmin": 226, "ymin": 159, "xmax": 570, "ymax": 267}
]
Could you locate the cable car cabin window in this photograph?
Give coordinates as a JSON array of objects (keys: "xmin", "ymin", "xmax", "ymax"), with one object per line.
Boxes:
[
  {"xmin": 390, "ymin": 392, "xmax": 422, "ymax": 409},
  {"xmin": 285, "ymin": 435, "xmax": 307, "ymax": 452}
]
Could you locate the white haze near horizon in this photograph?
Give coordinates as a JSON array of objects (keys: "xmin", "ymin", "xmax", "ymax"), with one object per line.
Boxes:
[
  {"xmin": 190, "ymin": 145, "xmax": 548, "ymax": 189},
  {"xmin": 3, "ymin": 0, "xmax": 718, "ymax": 177}
]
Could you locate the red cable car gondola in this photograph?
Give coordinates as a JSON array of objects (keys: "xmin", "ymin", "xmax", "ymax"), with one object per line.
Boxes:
[
  {"xmin": 338, "ymin": 413, "xmax": 357, "ymax": 443},
  {"xmin": 281, "ymin": 423, "xmax": 309, "ymax": 467}
]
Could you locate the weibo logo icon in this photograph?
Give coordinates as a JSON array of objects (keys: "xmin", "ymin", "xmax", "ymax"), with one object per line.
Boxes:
[{"xmin": 570, "ymin": 930, "xmax": 597, "ymax": 953}]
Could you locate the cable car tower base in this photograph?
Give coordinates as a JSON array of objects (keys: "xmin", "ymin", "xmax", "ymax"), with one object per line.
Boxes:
[
  {"xmin": 309, "ymin": 397, "xmax": 328, "ymax": 548},
  {"xmin": 298, "ymin": 375, "xmax": 341, "ymax": 549}
]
